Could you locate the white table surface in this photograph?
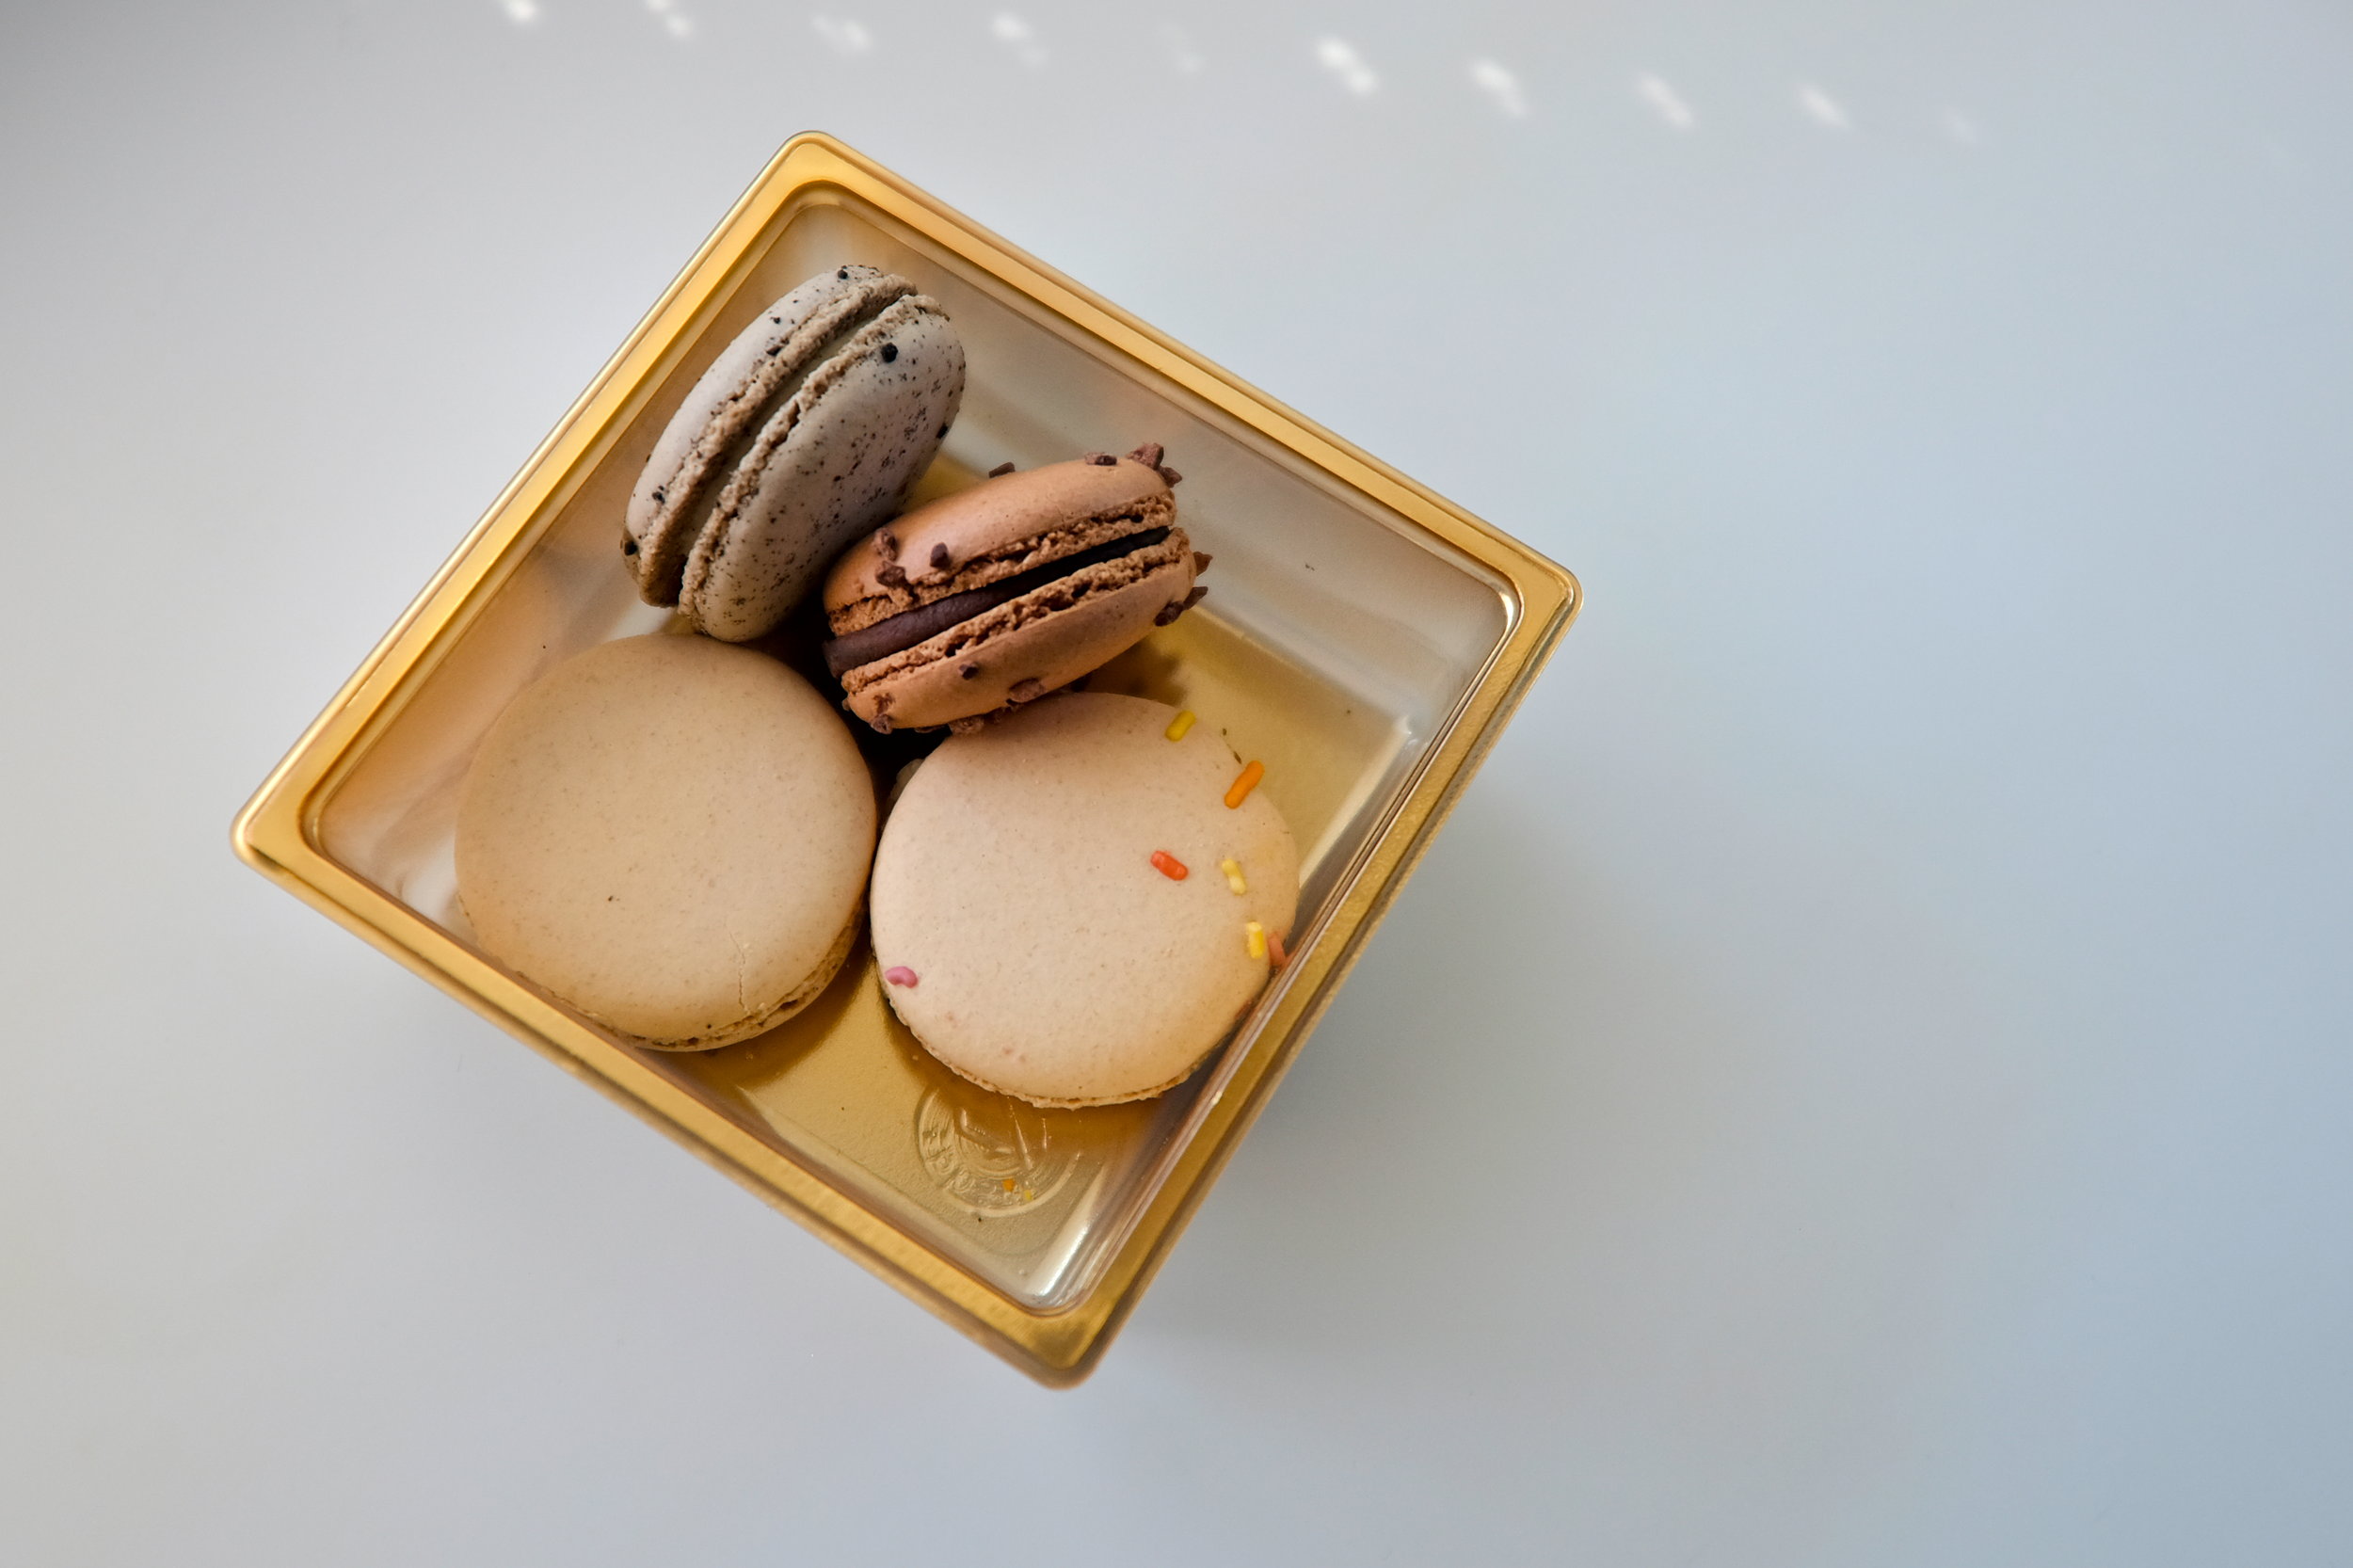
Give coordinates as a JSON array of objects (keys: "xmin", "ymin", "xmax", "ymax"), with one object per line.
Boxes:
[{"xmin": 6, "ymin": 2, "xmax": 2350, "ymax": 1562}]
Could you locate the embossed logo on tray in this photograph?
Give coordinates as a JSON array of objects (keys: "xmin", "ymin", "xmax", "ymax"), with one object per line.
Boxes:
[{"xmin": 916, "ymin": 1088, "xmax": 1078, "ymax": 1214}]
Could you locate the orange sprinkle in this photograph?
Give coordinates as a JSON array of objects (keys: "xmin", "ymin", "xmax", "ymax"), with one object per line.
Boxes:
[
  {"xmin": 1224, "ymin": 760, "xmax": 1265, "ymax": 809},
  {"xmin": 1244, "ymin": 920, "xmax": 1267, "ymax": 960},
  {"xmin": 1151, "ymin": 850, "xmax": 1189, "ymax": 880},
  {"xmin": 1268, "ymin": 928, "xmax": 1289, "ymax": 968},
  {"xmin": 1164, "ymin": 710, "xmax": 1196, "ymax": 742}
]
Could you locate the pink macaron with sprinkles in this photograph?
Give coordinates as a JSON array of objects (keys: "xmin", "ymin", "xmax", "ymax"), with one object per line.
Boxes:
[{"xmin": 869, "ymin": 691, "xmax": 1298, "ymax": 1107}]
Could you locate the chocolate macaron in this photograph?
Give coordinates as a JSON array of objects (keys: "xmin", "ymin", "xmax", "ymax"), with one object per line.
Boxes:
[{"xmin": 819, "ymin": 448, "xmax": 1205, "ymax": 732}]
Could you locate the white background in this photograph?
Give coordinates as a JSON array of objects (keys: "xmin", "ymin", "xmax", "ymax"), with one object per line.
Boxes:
[{"xmin": 6, "ymin": 2, "xmax": 2351, "ymax": 1562}]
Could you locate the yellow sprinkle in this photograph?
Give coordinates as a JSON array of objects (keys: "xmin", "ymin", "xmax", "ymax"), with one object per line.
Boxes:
[
  {"xmin": 1001, "ymin": 1177, "xmax": 1016, "ymax": 1191},
  {"xmin": 1221, "ymin": 857, "xmax": 1247, "ymax": 895},
  {"xmin": 1244, "ymin": 920, "xmax": 1267, "ymax": 960},
  {"xmin": 1164, "ymin": 709, "xmax": 1196, "ymax": 742}
]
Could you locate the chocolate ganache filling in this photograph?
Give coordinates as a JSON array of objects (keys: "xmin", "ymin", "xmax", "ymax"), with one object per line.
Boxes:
[{"xmin": 823, "ymin": 526, "xmax": 1171, "ymax": 676}]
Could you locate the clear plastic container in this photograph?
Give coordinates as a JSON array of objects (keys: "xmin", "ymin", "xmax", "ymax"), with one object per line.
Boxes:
[{"xmin": 239, "ymin": 136, "xmax": 1577, "ymax": 1382}]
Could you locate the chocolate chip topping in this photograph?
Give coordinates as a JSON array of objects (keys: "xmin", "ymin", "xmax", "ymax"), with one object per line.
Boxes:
[
  {"xmin": 1125, "ymin": 442, "xmax": 1164, "ymax": 469},
  {"xmin": 876, "ymin": 529, "xmax": 899, "ymax": 559},
  {"xmin": 959, "ymin": 662, "xmax": 981, "ymax": 680},
  {"xmin": 876, "ymin": 563, "xmax": 907, "ymax": 589},
  {"xmin": 1083, "ymin": 452, "xmax": 1116, "ymax": 466},
  {"xmin": 821, "ymin": 526, "xmax": 1173, "ymax": 676},
  {"xmin": 987, "ymin": 461, "xmax": 1016, "ymax": 477},
  {"xmin": 1192, "ymin": 551, "xmax": 1211, "ymax": 572},
  {"xmin": 930, "ymin": 542, "xmax": 952, "ymax": 571},
  {"xmin": 880, "ymin": 343, "xmax": 899, "ymax": 362},
  {"xmin": 1153, "ymin": 585, "xmax": 1209, "ymax": 628}
]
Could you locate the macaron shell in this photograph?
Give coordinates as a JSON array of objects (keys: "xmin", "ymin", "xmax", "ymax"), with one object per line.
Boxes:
[
  {"xmin": 668, "ymin": 900, "xmax": 863, "ymax": 1050},
  {"xmin": 456, "ymin": 634, "xmax": 876, "ymax": 1048},
  {"xmin": 626, "ymin": 265, "xmax": 909, "ymax": 603},
  {"xmin": 870, "ymin": 692, "xmax": 1299, "ymax": 1107},
  {"xmin": 681, "ymin": 296, "xmax": 964, "ymax": 641},
  {"xmin": 823, "ymin": 456, "xmax": 1175, "ymax": 619},
  {"xmin": 843, "ymin": 551, "xmax": 1193, "ymax": 729}
]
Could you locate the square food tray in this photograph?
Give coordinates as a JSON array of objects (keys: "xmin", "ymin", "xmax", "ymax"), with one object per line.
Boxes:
[{"xmin": 232, "ymin": 134, "xmax": 1579, "ymax": 1384}]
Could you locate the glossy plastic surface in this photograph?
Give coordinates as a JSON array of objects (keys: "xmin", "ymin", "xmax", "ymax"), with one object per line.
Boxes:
[
  {"xmin": 237, "ymin": 136, "xmax": 1576, "ymax": 1377},
  {"xmin": 312, "ymin": 191, "xmax": 1515, "ymax": 1308}
]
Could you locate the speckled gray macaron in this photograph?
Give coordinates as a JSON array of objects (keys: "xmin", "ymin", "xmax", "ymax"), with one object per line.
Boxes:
[{"xmin": 623, "ymin": 264, "xmax": 966, "ymax": 642}]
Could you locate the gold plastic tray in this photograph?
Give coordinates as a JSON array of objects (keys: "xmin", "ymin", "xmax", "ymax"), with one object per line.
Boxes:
[{"xmin": 232, "ymin": 134, "xmax": 1579, "ymax": 1384}]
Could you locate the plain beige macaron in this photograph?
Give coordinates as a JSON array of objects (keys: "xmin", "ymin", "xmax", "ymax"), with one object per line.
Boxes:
[
  {"xmin": 870, "ymin": 692, "xmax": 1298, "ymax": 1107},
  {"xmin": 456, "ymin": 633, "xmax": 876, "ymax": 1049}
]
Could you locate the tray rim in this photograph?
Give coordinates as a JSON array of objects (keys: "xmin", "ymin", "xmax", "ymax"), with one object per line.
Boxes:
[{"xmin": 230, "ymin": 131, "xmax": 1581, "ymax": 1384}]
